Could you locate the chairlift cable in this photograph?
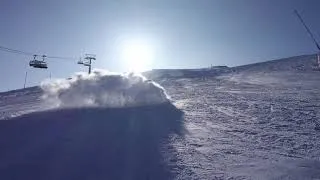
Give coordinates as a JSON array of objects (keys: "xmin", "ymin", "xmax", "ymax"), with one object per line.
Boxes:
[
  {"xmin": 0, "ymin": 44, "xmax": 94, "ymax": 70},
  {"xmin": 0, "ymin": 44, "xmax": 77, "ymax": 61},
  {"xmin": 0, "ymin": 45, "xmax": 34, "ymax": 56},
  {"xmin": 46, "ymin": 55, "xmax": 77, "ymax": 61}
]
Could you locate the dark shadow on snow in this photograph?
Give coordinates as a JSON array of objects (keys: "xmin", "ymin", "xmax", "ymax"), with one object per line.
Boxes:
[{"xmin": 0, "ymin": 102, "xmax": 184, "ymax": 180}]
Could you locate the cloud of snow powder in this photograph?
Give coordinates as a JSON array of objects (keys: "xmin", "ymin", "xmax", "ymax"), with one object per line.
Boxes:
[{"xmin": 41, "ymin": 70, "xmax": 170, "ymax": 108}]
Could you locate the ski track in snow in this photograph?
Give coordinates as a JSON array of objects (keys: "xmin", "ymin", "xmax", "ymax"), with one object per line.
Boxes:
[{"xmin": 1, "ymin": 56, "xmax": 320, "ymax": 179}]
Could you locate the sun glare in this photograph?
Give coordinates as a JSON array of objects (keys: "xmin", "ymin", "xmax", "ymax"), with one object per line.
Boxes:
[{"xmin": 121, "ymin": 40, "xmax": 154, "ymax": 72}]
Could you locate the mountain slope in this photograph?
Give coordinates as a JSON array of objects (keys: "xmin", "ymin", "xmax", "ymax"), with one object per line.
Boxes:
[
  {"xmin": 226, "ymin": 54, "xmax": 320, "ymax": 87},
  {"xmin": 1, "ymin": 54, "xmax": 320, "ymax": 179},
  {"xmin": 234, "ymin": 54, "xmax": 319, "ymax": 72}
]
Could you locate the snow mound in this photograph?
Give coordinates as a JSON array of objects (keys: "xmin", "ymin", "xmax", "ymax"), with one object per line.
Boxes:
[{"xmin": 41, "ymin": 70, "xmax": 170, "ymax": 108}]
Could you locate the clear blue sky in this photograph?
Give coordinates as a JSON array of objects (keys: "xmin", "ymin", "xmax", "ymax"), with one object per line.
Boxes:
[{"xmin": 1, "ymin": 0, "xmax": 320, "ymax": 91}]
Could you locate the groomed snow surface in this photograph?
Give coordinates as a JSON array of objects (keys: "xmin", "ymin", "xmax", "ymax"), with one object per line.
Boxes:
[{"xmin": 1, "ymin": 54, "xmax": 320, "ymax": 179}]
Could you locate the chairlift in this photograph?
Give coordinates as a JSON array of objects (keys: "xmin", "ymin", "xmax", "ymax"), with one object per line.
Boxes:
[{"xmin": 29, "ymin": 55, "xmax": 48, "ymax": 69}]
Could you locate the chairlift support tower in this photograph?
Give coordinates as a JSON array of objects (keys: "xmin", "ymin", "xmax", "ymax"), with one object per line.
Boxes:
[
  {"xmin": 294, "ymin": 10, "xmax": 320, "ymax": 68},
  {"xmin": 78, "ymin": 54, "xmax": 96, "ymax": 74}
]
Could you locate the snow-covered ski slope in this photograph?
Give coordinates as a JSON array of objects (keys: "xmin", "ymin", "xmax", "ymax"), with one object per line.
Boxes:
[
  {"xmin": 1, "ymin": 54, "xmax": 320, "ymax": 179},
  {"xmin": 0, "ymin": 87, "xmax": 45, "ymax": 120}
]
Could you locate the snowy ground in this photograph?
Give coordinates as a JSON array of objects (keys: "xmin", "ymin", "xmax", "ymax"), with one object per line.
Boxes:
[
  {"xmin": 0, "ymin": 87, "xmax": 44, "ymax": 120},
  {"xmin": 1, "ymin": 54, "xmax": 320, "ymax": 179}
]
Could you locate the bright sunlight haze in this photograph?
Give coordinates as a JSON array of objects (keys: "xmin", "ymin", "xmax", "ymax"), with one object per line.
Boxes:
[{"xmin": 120, "ymin": 39, "xmax": 154, "ymax": 72}]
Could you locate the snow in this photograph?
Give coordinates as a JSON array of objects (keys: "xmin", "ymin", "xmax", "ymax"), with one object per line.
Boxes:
[
  {"xmin": 143, "ymin": 66, "xmax": 230, "ymax": 79},
  {"xmin": 0, "ymin": 87, "xmax": 44, "ymax": 120},
  {"xmin": 41, "ymin": 70, "xmax": 169, "ymax": 108},
  {"xmin": 0, "ymin": 103, "xmax": 184, "ymax": 180},
  {"xmin": 1, "ymin": 54, "xmax": 320, "ymax": 179}
]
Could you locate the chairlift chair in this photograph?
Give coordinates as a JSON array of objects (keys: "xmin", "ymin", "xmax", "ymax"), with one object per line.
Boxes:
[{"xmin": 29, "ymin": 55, "xmax": 48, "ymax": 69}]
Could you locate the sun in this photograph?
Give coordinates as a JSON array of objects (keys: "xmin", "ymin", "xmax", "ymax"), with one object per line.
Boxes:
[{"xmin": 121, "ymin": 40, "xmax": 154, "ymax": 72}]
